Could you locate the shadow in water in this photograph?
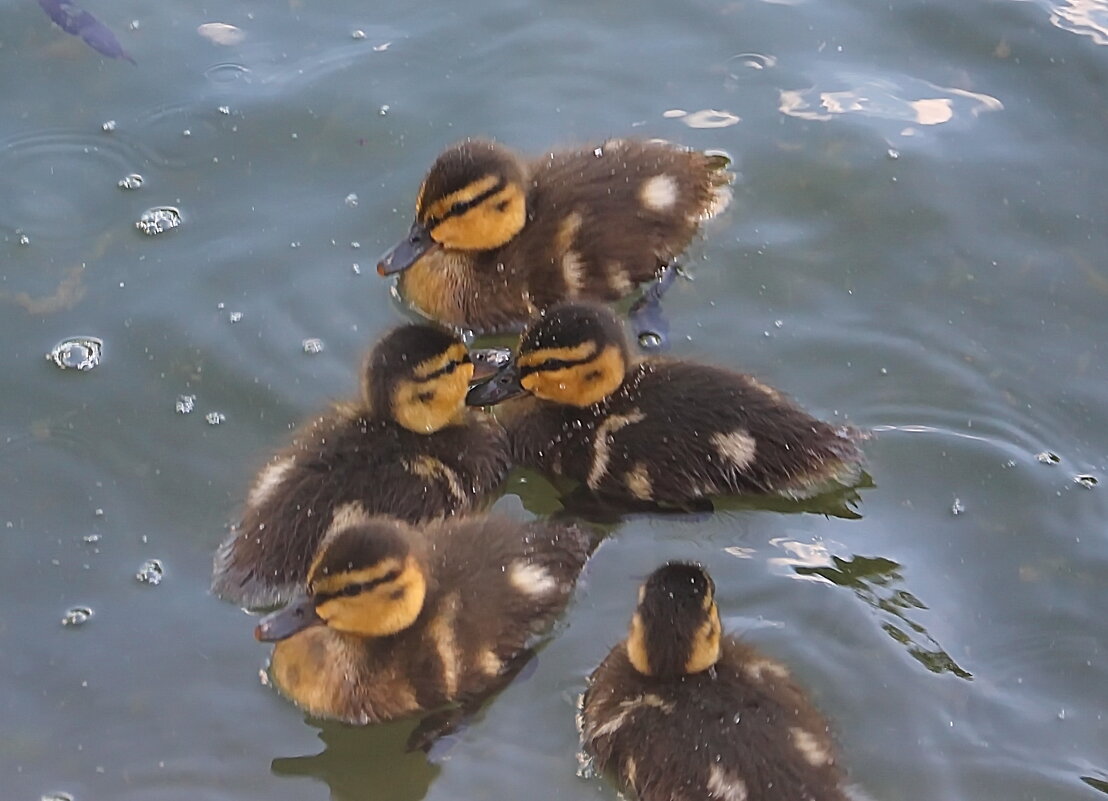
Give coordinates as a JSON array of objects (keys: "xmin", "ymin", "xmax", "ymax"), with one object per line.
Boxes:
[
  {"xmin": 272, "ymin": 718, "xmax": 441, "ymax": 801},
  {"xmin": 511, "ymin": 467, "xmax": 871, "ymax": 526},
  {"xmin": 795, "ymin": 554, "xmax": 973, "ymax": 680}
]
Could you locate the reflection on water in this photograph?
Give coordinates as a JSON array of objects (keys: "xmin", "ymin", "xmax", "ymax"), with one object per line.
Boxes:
[
  {"xmin": 1046, "ymin": 0, "xmax": 1108, "ymax": 44},
  {"xmin": 795, "ymin": 555, "xmax": 973, "ymax": 680},
  {"xmin": 779, "ymin": 76, "xmax": 1002, "ymax": 131},
  {"xmin": 271, "ymin": 719, "xmax": 440, "ymax": 801}
]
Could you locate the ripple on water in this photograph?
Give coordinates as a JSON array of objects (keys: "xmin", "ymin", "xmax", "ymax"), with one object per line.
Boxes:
[
  {"xmin": 0, "ymin": 130, "xmax": 144, "ymax": 240},
  {"xmin": 134, "ymin": 104, "xmax": 225, "ymax": 168}
]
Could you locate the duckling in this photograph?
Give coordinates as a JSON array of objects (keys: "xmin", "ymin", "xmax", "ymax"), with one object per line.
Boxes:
[
  {"xmin": 212, "ymin": 323, "xmax": 511, "ymax": 609},
  {"xmin": 377, "ymin": 138, "xmax": 732, "ymax": 334},
  {"xmin": 581, "ymin": 562, "xmax": 849, "ymax": 801},
  {"xmin": 466, "ymin": 302, "xmax": 864, "ymax": 507},
  {"xmin": 255, "ymin": 513, "xmax": 591, "ymax": 747}
]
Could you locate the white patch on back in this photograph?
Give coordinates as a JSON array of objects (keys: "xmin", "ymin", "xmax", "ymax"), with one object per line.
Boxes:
[
  {"xmin": 509, "ymin": 562, "xmax": 559, "ymax": 597},
  {"xmin": 708, "ymin": 764, "xmax": 749, "ymax": 801},
  {"xmin": 326, "ymin": 501, "xmax": 370, "ymax": 536},
  {"xmin": 587, "ymin": 409, "xmax": 647, "ymax": 489},
  {"xmin": 247, "ymin": 457, "xmax": 295, "ymax": 508},
  {"xmin": 789, "ymin": 726, "xmax": 834, "ymax": 766},
  {"xmin": 562, "ymin": 250, "xmax": 586, "ymax": 296},
  {"xmin": 625, "ymin": 462, "xmax": 653, "ymax": 500},
  {"xmin": 607, "ymin": 261, "xmax": 634, "ymax": 295},
  {"xmin": 711, "ymin": 429, "xmax": 757, "ymax": 470},
  {"xmin": 640, "ymin": 174, "xmax": 679, "ymax": 211}
]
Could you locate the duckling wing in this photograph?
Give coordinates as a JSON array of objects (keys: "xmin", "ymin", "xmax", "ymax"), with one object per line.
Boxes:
[
  {"xmin": 212, "ymin": 414, "xmax": 510, "ymax": 608},
  {"xmin": 519, "ymin": 141, "xmax": 726, "ymax": 308}
]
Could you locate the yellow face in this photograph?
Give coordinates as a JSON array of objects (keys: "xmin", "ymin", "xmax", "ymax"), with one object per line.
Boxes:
[
  {"xmin": 391, "ymin": 343, "xmax": 475, "ymax": 433},
  {"xmin": 310, "ymin": 554, "xmax": 427, "ymax": 637},
  {"xmin": 517, "ymin": 341, "xmax": 626, "ymax": 407},
  {"xmin": 419, "ymin": 174, "xmax": 527, "ymax": 252}
]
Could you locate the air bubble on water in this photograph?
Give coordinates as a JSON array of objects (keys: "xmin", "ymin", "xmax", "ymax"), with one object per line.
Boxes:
[
  {"xmin": 205, "ymin": 411, "xmax": 226, "ymax": 425},
  {"xmin": 94, "ymin": 508, "xmax": 104, "ymax": 517},
  {"xmin": 1074, "ymin": 474, "xmax": 1098, "ymax": 489},
  {"xmin": 1035, "ymin": 451, "xmax": 1061, "ymax": 465},
  {"xmin": 19, "ymin": 233, "xmax": 31, "ymax": 246},
  {"xmin": 345, "ymin": 193, "xmax": 358, "ymax": 208},
  {"xmin": 175, "ymin": 394, "xmax": 196, "ymax": 414},
  {"xmin": 136, "ymin": 559, "xmax": 164, "ymax": 585},
  {"xmin": 82, "ymin": 534, "xmax": 101, "ymax": 544},
  {"xmin": 62, "ymin": 607, "xmax": 93, "ymax": 627},
  {"xmin": 217, "ymin": 105, "xmax": 230, "ymax": 115},
  {"xmin": 47, "ymin": 337, "xmax": 103, "ymax": 371},
  {"xmin": 951, "ymin": 497, "xmax": 965, "ymax": 516},
  {"xmin": 887, "ymin": 148, "xmax": 900, "ymax": 160},
  {"xmin": 41, "ymin": 793, "xmax": 75, "ymax": 801},
  {"xmin": 302, "ymin": 338, "xmax": 325, "ymax": 355},
  {"xmin": 118, "ymin": 173, "xmax": 144, "ymax": 190},
  {"xmin": 136, "ymin": 206, "xmax": 182, "ymax": 236},
  {"xmin": 351, "ymin": 29, "xmax": 366, "ymax": 40},
  {"xmin": 102, "ymin": 120, "xmax": 117, "ymax": 132},
  {"xmin": 637, "ymin": 331, "xmax": 663, "ymax": 350},
  {"xmin": 352, "ymin": 263, "xmax": 361, "ymax": 275},
  {"xmin": 228, "ymin": 311, "xmax": 243, "ymax": 323},
  {"xmin": 593, "ymin": 147, "xmax": 603, "ymax": 157},
  {"xmin": 379, "ymin": 105, "xmax": 390, "ymax": 116},
  {"xmin": 350, "ymin": 241, "xmax": 361, "ymax": 249},
  {"xmin": 373, "ymin": 42, "xmax": 391, "ymax": 51}
]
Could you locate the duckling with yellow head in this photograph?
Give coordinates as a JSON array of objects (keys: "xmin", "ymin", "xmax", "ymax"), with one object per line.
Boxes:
[
  {"xmin": 378, "ymin": 139, "xmax": 732, "ymax": 334},
  {"xmin": 255, "ymin": 513, "xmax": 591, "ymax": 748},
  {"xmin": 212, "ymin": 323, "xmax": 511, "ymax": 608},
  {"xmin": 467, "ymin": 302, "xmax": 865, "ymax": 507}
]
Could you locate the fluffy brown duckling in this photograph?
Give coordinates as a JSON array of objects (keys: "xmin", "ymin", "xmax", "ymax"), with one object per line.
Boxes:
[
  {"xmin": 466, "ymin": 302, "xmax": 864, "ymax": 507},
  {"xmin": 581, "ymin": 562, "xmax": 849, "ymax": 801},
  {"xmin": 255, "ymin": 513, "xmax": 591, "ymax": 748},
  {"xmin": 377, "ymin": 138, "xmax": 732, "ymax": 334},
  {"xmin": 212, "ymin": 323, "xmax": 511, "ymax": 608}
]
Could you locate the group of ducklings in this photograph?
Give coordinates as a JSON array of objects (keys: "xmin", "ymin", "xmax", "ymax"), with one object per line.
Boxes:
[{"xmin": 213, "ymin": 137, "xmax": 867, "ymax": 800}]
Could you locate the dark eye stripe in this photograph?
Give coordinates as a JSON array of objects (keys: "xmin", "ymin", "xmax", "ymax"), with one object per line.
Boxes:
[
  {"xmin": 518, "ymin": 354, "xmax": 596, "ymax": 377},
  {"xmin": 425, "ymin": 180, "xmax": 507, "ymax": 227},
  {"xmin": 314, "ymin": 568, "xmax": 402, "ymax": 604},
  {"xmin": 418, "ymin": 354, "xmax": 470, "ymax": 382}
]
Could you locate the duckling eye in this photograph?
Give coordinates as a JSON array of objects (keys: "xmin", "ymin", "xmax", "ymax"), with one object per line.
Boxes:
[
  {"xmin": 584, "ymin": 369, "xmax": 602, "ymax": 382},
  {"xmin": 495, "ymin": 199, "xmax": 510, "ymax": 212},
  {"xmin": 342, "ymin": 584, "xmax": 361, "ymax": 597},
  {"xmin": 417, "ymin": 390, "xmax": 435, "ymax": 403}
]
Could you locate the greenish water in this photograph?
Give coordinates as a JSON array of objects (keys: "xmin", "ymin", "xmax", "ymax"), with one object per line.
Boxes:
[{"xmin": 2, "ymin": 1, "xmax": 1107, "ymax": 799}]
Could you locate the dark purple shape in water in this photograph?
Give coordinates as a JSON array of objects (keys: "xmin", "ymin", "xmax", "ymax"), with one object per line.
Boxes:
[{"xmin": 38, "ymin": 0, "xmax": 136, "ymax": 64}]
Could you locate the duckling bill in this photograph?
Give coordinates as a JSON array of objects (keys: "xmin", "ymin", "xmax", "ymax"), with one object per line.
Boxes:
[
  {"xmin": 378, "ymin": 138, "xmax": 731, "ymax": 333},
  {"xmin": 581, "ymin": 562, "xmax": 851, "ymax": 801},
  {"xmin": 254, "ymin": 514, "xmax": 591, "ymax": 739},
  {"xmin": 211, "ymin": 323, "xmax": 511, "ymax": 609},
  {"xmin": 467, "ymin": 302, "xmax": 866, "ymax": 506}
]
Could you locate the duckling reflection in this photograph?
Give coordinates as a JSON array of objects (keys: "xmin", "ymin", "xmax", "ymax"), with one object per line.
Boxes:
[
  {"xmin": 378, "ymin": 138, "xmax": 732, "ymax": 336},
  {"xmin": 582, "ymin": 562, "xmax": 851, "ymax": 801}
]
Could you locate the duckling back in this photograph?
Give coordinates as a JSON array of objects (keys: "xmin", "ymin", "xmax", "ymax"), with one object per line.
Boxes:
[
  {"xmin": 583, "ymin": 638, "xmax": 849, "ymax": 801},
  {"xmin": 508, "ymin": 358, "xmax": 863, "ymax": 504},
  {"xmin": 582, "ymin": 562, "xmax": 849, "ymax": 801}
]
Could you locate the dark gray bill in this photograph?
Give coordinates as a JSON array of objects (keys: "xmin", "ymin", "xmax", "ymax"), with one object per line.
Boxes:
[
  {"xmin": 378, "ymin": 219, "xmax": 434, "ymax": 275},
  {"xmin": 465, "ymin": 363, "xmax": 527, "ymax": 406},
  {"xmin": 254, "ymin": 595, "xmax": 323, "ymax": 641}
]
